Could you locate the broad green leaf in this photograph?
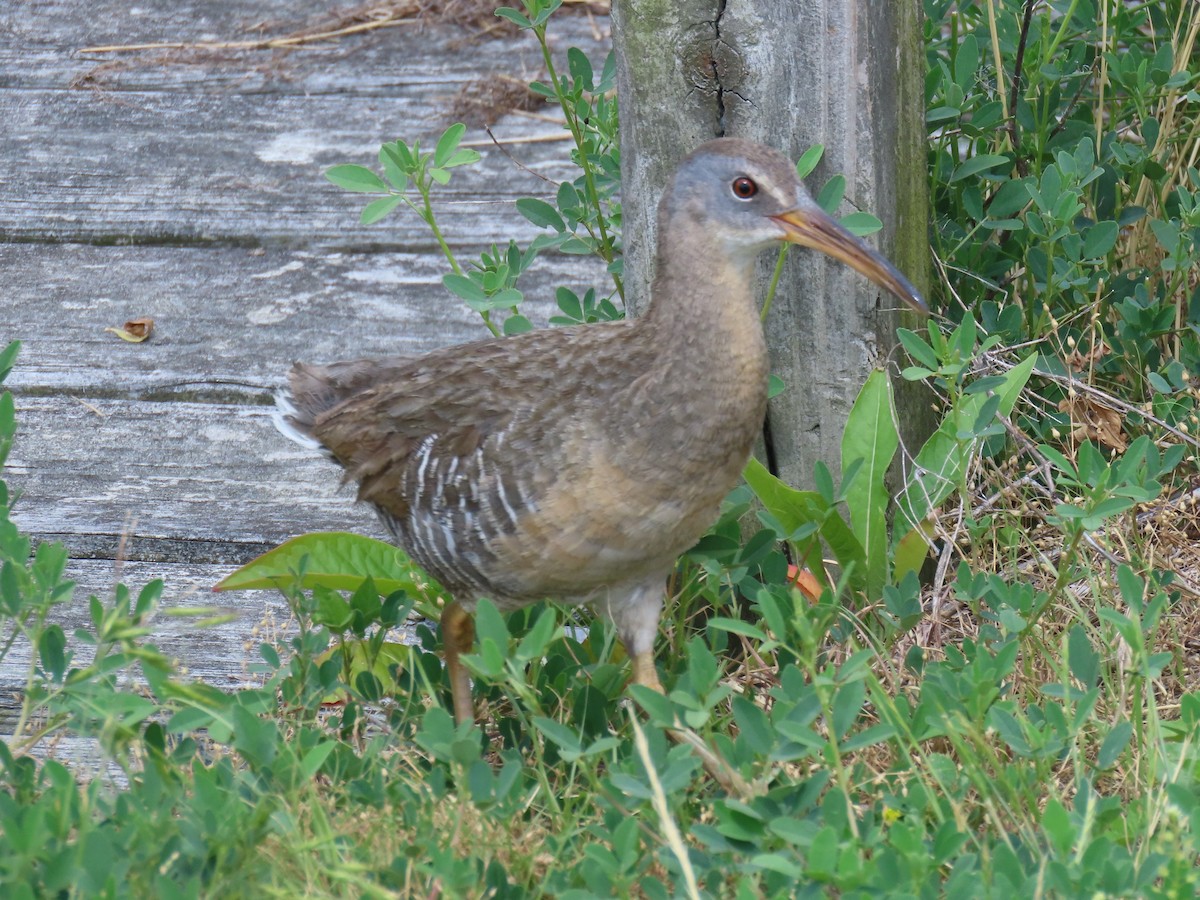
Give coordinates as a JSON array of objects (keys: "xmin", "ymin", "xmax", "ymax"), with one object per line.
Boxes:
[
  {"xmin": 953, "ymin": 33, "xmax": 979, "ymax": 90},
  {"xmin": 532, "ymin": 716, "xmax": 582, "ymax": 752},
  {"xmin": 443, "ymin": 274, "xmax": 488, "ymax": 303},
  {"xmin": 444, "ymin": 148, "xmax": 481, "ymax": 169},
  {"xmin": 379, "ymin": 145, "xmax": 408, "ymax": 190},
  {"xmin": 743, "ymin": 458, "xmax": 865, "ymax": 591},
  {"xmin": 214, "ymin": 531, "xmax": 432, "ymax": 597},
  {"xmin": 325, "ymin": 164, "xmax": 389, "ymax": 193},
  {"xmin": 360, "ymin": 195, "xmax": 403, "ymax": 225},
  {"xmin": 892, "ymin": 521, "xmax": 934, "ymax": 583},
  {"xmin": 530, "ymin": 0, "xmax": 562, "ymax": 27},
  {"xmin": 434, "ymin": 123, "xmax": 466, "ymax": 168},
  {"xmin": 897, "ymin": 327, "xmax": 938, "ymax": 370},
  {"xmin": 516, "ymin": 197, "xmax": 565, "ymax": 231},
  {"xmin": 300, "ymin": 742, "xmax": 337, "ymax": 780},
  {"xmin": 1082, "ymin": 220, "xmax": 1119, "ymax": 258},
  {"xmin": 0, "ymin": 341, "xmax": 20, "ymax": 383},
  {"xmin": 950, "ymin": 154, "xmax": 1010, "ymax": 182},
  {"xmin": 839, "ymin": 212, "xmax": 882, "ymax": 236},
  {"xmin": 795, "ymin": 144, "xmax": 824, "ymax": 179},
  {"xmin": 841, "ymin": 370, "xmax": 898, "ymax": 597},
  {"xmin": 706, "ymin": 617, "xmax": 768, "ymax": 641},
  {"xmin": 494, "ymin": 6, "xmax": 532, "ymax": 28},
  {"xmin": 567, "ymin": 47, "xmax": 594, "ymax": 91},
  {"xmin": 1098, "ymin": 720, "xmax": 1133, "ymax": 769},
  {"xmin": 515, "ymin": 607, "xmax": 560, "ymax": 663},
  {"xmin": 503, "ymin": 314, "xmax": 533, "ymax": 335},
  {"xmin": 816, "ymin": 174, "xmax": 846, "ymax": 214}
]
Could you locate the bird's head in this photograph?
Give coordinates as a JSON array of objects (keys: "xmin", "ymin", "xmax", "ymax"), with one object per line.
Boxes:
[{"xmin": 665, "ymin": 138, "xmax": 928, "ymax": 314}]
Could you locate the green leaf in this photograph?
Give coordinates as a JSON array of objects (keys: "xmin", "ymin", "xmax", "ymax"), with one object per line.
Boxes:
[
  {"xmin": 444, "ymin": 148, "xmax": 481, "ymax": 169},
  {"xmin": 214, "ymin": 532, "xmax": 432, "ymax": 597},
  {"xmin": 926, "ymin": 106, "xmax": 961, "ymax": 123},
  {"xmin": 463, "ymin": 288, "xmax": 522, "ymax": 313},
  {"xmin": 706, "ymin": 617, "xmax": 767, "ymax": 641},
  {"xmin": 442, "ymin": 274, "xmax": 489, "ymax": 303},
  {"xmin": 231, "ymin": 704, "xmax": 278, "ymax": 769},
  {"xmin": 841, "ymin": 370, "xmax": 899, "ymax": 597},
  {"xmin": 839, "ymin": 722, "xmax": 896, "ymax": 753},
  {"xmin": 360, "ymin": 194, "xmax": 403, "ymax": 225},
  {"xmin": 795, "ymin": 145, "xmax": 824, "ymax": 179},
  {"xmin": 300, "ymin": 742, "xmax": 337, "ymax": 780},
  {"xmin": 532, "ymin": 716, "xmax": 582, "ymax": 753},
  {"xmin": 892, "ymin": 524, "xmax": 931, "ymax": 583},
  {"xmin": 503, "ymin": 314, "xmax": 533, "ymax": 335},
  {"xmin": 434, "ymin": 123, "xmax": 466, "ymax": 168},
  {"xmin": 494, "ymin": 6, "xmax": 532, "ymax": 28},
  {"xmin": 816, "ymin": 174, "xmax": 845, "ymax": 214},
  {"xmin": 531, "ymin": 0, "xmax": 563, "ymax": 27},
  {"xmin": 1040, "ymin": 798, "xmax": 1074, "ymax": 856},
  {"xmin": 0, "ymin": 341, "xmax": 20, "ymax": 384},
  {"xmin": 743, "ymin": 458, "xmax": 865, "ymax": 590},
  {"xmin": 839, "ymin": 212, "xmax": 882, "ymax": 236},
  {"xmin": 950, "ymin": 154, "xmax": 1010, "ymax": 182},
  {"xmin": 325, "ymin": 164, "xmax": 389, "ymax": 193},
  {"xmin": 953, "ymin": 33, "xmax": 980, "ymax": 90},
  {"xmin": 515, "ymin": 607, "xmax": 560, "ymax": 662},
  {"xmin": 567, "ymin": 47, "xmax": 594, "ymax": 91},
  {"xmin": 732, "ymin": 696, "xmax": 774, "ymax": 753},
  {"xmin": 516, "ymin": 197, "xmax": 565, "ymax": 231},
  {"xmin": 379, "ymin": 145, "xmax": 408, "ymax": 190},
  {"xmin": 830, "ymin": 679, "xmax": 866, "ymax": 740},
  {"xmin": 897, "ymin": 327, "xmax": 938, "ymax": 370},
  {"xmin": 1081, "ymin": 220, "xmax": 1119, "ymax": 258},
  {"xmin": 1097, "ymin": 721, "xmax": 1132, "ymax": 770}
]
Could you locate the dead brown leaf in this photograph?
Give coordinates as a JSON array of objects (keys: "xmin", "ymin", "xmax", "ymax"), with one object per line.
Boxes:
[
  {"xmin": 105, "ymin": 317, "xmax": 155, "ymax": 343},
  {"xmin": 1064, "ymin": 340, "xmax": 1109, "ymax": 372},
  {"xmin": 1058, "ymin": 392, "xmax": 1127, "ymax": 451}
]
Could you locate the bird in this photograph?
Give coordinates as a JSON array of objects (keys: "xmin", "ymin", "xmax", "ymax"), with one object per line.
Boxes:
[{"xmin": 275, "ymin": 138, "xmax": 927, "ymax": 727}]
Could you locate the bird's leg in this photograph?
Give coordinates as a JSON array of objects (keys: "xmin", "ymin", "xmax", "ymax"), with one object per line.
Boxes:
[
  {"xmin": 630, "ymin": 650, "xmax": 664, "ymax": 693},
  {"xmin": 441, "ymin": 601, "xmax": 476, "ymax": 726},
  {"xmin": 610, "ymin": 584, "xmax": 757, "ymax": 801}
]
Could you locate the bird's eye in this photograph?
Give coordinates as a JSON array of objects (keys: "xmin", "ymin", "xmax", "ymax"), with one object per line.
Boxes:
[{"xmin": 731, "ymin": 176, "xmax": 758, "ymax": 200}]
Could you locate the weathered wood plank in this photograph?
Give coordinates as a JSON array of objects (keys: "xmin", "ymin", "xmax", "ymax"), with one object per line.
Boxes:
[
  {"xmin": 3, "ymin": 243, "xmax": 610, "ymax": 396},
  {"xmin": 0, "ymin": 87, "xmax": 581, "ymax": 248},
  {"xmin": 0, "ymin": 0, "xmax": 612, "ymax": 250},
  {"xmin": 1, "ymin": 0, "xmax": 608, "ymax": 94},
  {"xmin": 0, "ymin": 0, "xmax": 617, "ymax": 752},
  {"xmin": 7, "ymin": 396, "xmax": 388, "ymax": 561}
]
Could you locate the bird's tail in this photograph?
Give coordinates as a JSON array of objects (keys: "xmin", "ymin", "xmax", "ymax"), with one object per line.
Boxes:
[
  {"xmin": 272, "ymin": 359, "xmax": 410, "ymax": 455},
  {"xmin": 272, "ymin": 361, "xmax": 362, "ymax": 455}
]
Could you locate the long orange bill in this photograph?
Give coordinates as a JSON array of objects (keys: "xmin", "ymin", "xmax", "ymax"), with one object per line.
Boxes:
[{"xmin": 771, "ymin": 207, "xmax": 928, "ymax": 314}]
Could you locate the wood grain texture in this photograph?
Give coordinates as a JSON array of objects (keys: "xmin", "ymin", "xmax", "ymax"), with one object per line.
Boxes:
[
  {"xmin": 4, "ymin": 243, "xmax": 605, "ymax": 396},
  {"xmin": 0, "ymin": 0, "xmax": 616, "ymax": 752},
  {"xmin": 7, "ymin": 395, "xmax": 388, "ymax": 556}
]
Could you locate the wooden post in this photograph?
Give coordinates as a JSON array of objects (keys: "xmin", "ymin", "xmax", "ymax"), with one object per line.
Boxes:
[{"xmin": 612, "ymin": 0, "xmax": 931, "ymax": 489}]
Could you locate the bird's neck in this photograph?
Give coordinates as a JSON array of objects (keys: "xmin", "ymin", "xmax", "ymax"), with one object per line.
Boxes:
[
  {"xmin": 641, "ymin": 225, "xmax": 769, "ymax": 387},
  {"xmin": 631, "ymin": 222, "xmax": 771, "ymax": 472}
]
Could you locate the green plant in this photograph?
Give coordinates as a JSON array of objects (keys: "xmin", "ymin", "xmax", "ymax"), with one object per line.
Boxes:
[{"xmin": 12, "ymin": 2, "xmax": 1200, "ymax": 896}]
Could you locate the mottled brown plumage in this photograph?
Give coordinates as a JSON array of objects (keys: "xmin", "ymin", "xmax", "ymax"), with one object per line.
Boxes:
[{"xmin": 277, "ymin": 138, "xmax": 926, "ymax": 725}]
